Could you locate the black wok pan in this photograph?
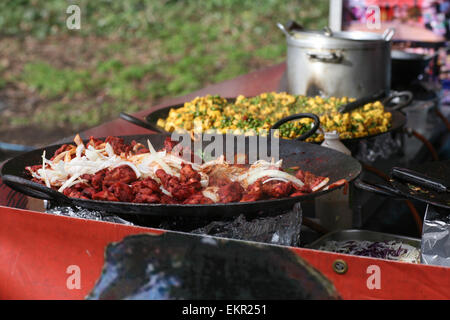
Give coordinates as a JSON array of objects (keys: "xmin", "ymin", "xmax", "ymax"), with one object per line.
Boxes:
[
  {"xmin": 119, "ymin": 97, "xmax": 407, "ymax": 143},
  {"xmin": 391, "ymin": 50, "xmax": 434, "ymax": 88},
  {"xmin": 1, "ymin": 134, "xmax": 361, "ymax": 218}
]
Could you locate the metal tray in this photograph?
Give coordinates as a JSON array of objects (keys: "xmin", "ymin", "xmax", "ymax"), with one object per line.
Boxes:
[{"xmin": 307, "ymin": 229, "xmax": 421, "ymax": 250}]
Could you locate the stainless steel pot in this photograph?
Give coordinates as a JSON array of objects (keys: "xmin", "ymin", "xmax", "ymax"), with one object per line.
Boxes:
[{"xmin": 278, "ymin": 22, "xmax": 394, "ymax": 99}]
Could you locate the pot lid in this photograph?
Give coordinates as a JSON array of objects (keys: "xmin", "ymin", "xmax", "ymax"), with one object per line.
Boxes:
[{"xmin": 279, "ymin": 22, "xmax": 394, "ymax": 49}]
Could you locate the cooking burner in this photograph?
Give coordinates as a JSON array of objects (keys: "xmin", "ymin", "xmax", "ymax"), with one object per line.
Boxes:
[{"xmin": 46, "ymin": 201, "xmax": 304, "ymax": 247}]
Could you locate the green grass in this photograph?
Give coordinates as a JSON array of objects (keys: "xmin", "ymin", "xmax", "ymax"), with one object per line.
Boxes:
[
  {"xmin": 0, "ymin": 0, "xmax": 329, "ymax": 132},
  {"xmin": 22, "ymin": 62, "xmax": 97, "ymax": 98}
]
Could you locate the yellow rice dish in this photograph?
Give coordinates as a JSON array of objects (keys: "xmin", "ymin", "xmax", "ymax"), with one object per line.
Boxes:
[{"xmin": 156, "ymin": 92, "xmax": 392, "ymax": 142}]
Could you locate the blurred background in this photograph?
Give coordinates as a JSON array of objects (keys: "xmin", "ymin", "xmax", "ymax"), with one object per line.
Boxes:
[{"xmin": 0, "ymin": 0, "xmax": 329, "ymax": 147}]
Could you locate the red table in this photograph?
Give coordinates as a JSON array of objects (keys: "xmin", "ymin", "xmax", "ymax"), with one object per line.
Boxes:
[{"xmin": 1, "ymin": 63, "xmax": 449, "ymax": 300}]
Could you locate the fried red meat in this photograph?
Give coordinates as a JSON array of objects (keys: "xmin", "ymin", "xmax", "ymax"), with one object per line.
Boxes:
[
  {"xmin": 108, "ymin": 182, "xmax": 134, "ymax": 202},
  {"xmin": 183, "ymin": 192, "xmax": 214, "ymax": 204},
  {"xmin": 163, "ymin": 137, "xmax": 178, "ymax": 153},
  {"xmin": 156, "ymin": 166, "xmax": 201, "ymax": 201},
  {"xmin": 131, "ymin": 177, "xmax": 162, "ymax": 203},
  {"xmin": 131, "ymin": 177, "xmax": 160, "ymax": 194},
  {"xmin": 25, "ymin": 164, "xmax": 43, "ymax": 176},
  {"xmin": 63, "ymin": 182, "xmax": 94, "ymax": 200},
  {"xmin": 86, "ymin": 136, "xmax": 104, "ymax": 148},
  {"xmin": 261, "ymin": 180, "xmax": 293, "ymax": 198},
  {"xmin": 50, "ymin": 144, "xmax": 73, "ymax": 160},
  {"xmin": 162, "ymin": 137, "xmax": 200, "ymax": 163},
  {"xmin": 295, "ymin": 170, "xmax": 327, "ymax": 191},
  {"xmin": 131, "ymin": 140, "xmax": 149, "ymax": 154},
  {"xmin": 218, "ymin": 181, "xmax": 244, "ymax": 203},
  {"xmin": 240, "ymin": 180, "xmax": 263, "ymax": 202},
  {"xmin": 326, "ymin": 179, "xmax": 349, "ymax": 194},
  {"xmin": 92, "ymin": 190, "xmax": 119, "ymax": 202},
  {"xmin": 105, "ymin": 136, "xmax": 132, "ymax": 155},
  {"xmin": 134, "ymin": 193, "xmax": 161, "ymax": 203},
  {"xmin": 160, "ymin": 194, "xmax": 178, "ymax": 204},
  {"xmin": 180, "ymin": 163, "xmax": 202, "ymax": 189},
  {"xmin": 91, "ymin": 169, "xmax": 108, "ymax": 191},
  {"xmin": 102, "ymin": 166, "xmax": 138, "ymax": 188},
  {"xmin": 208, "ymin": 175, "xmax": 233, "ymax": 187}
]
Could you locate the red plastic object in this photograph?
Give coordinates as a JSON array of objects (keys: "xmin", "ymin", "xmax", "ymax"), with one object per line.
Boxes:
[{"xmin": 0, "ymin": 203, "xmax": 449, "ymax": 300}]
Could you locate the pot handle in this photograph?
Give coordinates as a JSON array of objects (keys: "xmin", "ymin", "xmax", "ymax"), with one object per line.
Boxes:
[
  {"xmin": 285, "ymin": 20, "xmax": 304, "ymax": 32},
  {"xmin": 119, "ymin": 112, "xmax": 164, "ymax": 133},
  {"xmin": 353, "ymin": 178, "xmax": 405, "ymax": 199},
  {"xmin": 2, "ymin": 174, "xmax": 72, "ymax": 204},
  {"xmin": 306, "ymin": 51, "xmax": 343, "ymax": 63},
  {"xmin": 276, "ymin": 22, "xmax": 292, "ymax": 38},
  {"xmin": 382, "ymin": 91, "xmax": 413, "ymax": 111},
  {"xmin": 271, "ymin": 113, "xmax": 320, "ymax": 141},
  {"xmin": 382, "ymin": 28, "xmax": 396, "ymax": 41}
]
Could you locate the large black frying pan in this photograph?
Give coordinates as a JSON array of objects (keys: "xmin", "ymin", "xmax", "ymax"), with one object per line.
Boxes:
[
  {"xmin": 119, "ymin": 96, "xmax": 407, "ymax": 144},
  {"xmin": 354, "ymin": 160, "xmax": 450, "ymax": 210},
  {"xmin": 1, "ymin": 134, "xmax": 361, "ymax": 218},
  {"xmin": 391, "ymin": 50, "xmax": 434, "ymax": 88}
]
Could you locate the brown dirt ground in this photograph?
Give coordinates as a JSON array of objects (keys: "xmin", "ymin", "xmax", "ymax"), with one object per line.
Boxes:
[{"xmin": 0, "ymin": 35, "xmax": 163, "ymax": 148}]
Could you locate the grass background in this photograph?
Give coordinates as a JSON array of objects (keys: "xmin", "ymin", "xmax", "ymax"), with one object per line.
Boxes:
[{"xmin": 0, "ymin": 0, "xmax": 329, "ymax": 145}]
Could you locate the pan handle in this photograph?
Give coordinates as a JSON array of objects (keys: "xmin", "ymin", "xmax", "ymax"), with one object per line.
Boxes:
[
  {"xmin": 353, "ymin": 178, "xmax": 405, "ymax": 199},
  {"xmin": 271, "ymin": 113, "xmax": 320, "ymax": 141},
  {"xmin": 1, "ymin": 174, "xmax": 72, "ymax": 204},
  {"xmin": 382, "ymin": 91, "xmax": 413, "ymax": 111},
  {"xmin": 119, "ymin": 112, "xmax": 164, "ymax": 133},
  {"xmin": 391, "ymin": 167, "xmax": 448, "ymax": 193},
  {"xmin": 338, "ymin": 90, "xmax": 386, "ymax": 114}
]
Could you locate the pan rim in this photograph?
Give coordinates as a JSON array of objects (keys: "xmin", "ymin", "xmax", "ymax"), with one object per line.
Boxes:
[{"xmin": 144, "ymin": 98, "xmax": 406, "ymax": 143}]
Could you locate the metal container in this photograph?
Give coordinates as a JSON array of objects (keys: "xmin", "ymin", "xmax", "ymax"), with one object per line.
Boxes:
[
  {"xmin": 307, "ymin": 229, "xmax": 421, "ymax": 250},
  {"xmin": 279, "ymin": 23, "xmax": 393, "ymax": 99}
]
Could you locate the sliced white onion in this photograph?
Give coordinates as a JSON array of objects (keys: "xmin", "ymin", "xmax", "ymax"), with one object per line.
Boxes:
[
  {"xmin": 199, "ymin": 172, "xmax": 209, "ymax": 188},
  {"xmin": 41, "ymin": 151, "xmax": 50, "ymax": 188},
  {"xmin": 250, "ymin": 159, "xmax": 282, "ymax": 170},
  {"xmin": 311, "ymin": 177, "xmax": 330, "ymax": 192},
  {"xmin": 52, "ymin": 151, "xmax": 68, "ymax": 163},
  {"xmin": 58, "ymin": 172, "xmax": 83, "ymax": 192},
  {"xmin": 243, "ymin": 169, "xmax": 305, "ymax": 187},
  {"xmin": 105, "ymin": 143, "xmax": 115, "ymax": 157},
  {"xmin": 262, "ymin": 177, "xmax": 289, "ymax": 184},
  {"xmin": 202, "ymin": 187, "xmax": 219, "ymax": 203},
  {"xmin": 200, "ymin": 155, "xmax": 226, "ymax": 170},
  {"xmin": 160, "ymin": 186, "xmax": 172, "ymax": 197},
  {"xmin": 84, "ymin": 148, "xmax": 99, "ymax": 161},
  {"xmin": 147, "ymin": 139, "xmax": 175, "ymax": 176},
  {"xmin": 75, "ymin": 144, "xmax": 85, "ymax": 158}
]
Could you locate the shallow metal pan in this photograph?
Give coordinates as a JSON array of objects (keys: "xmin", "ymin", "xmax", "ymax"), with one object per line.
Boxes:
[{"xmin": 307, "ymin": 229, "xmax": 421, "ymax": 250}]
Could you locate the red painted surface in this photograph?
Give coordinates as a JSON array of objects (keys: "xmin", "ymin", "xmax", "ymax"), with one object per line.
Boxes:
[
  {"xmin": 0, "ymin": 205, "xmax": 449, "ymax": 300},
  {"xmin": 296, "ymin": 248, "xmax": 450, "ymax": 300},
  {"xmin": 0, "ymin": 206, "xmax": 161, "ymax": 300}
]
